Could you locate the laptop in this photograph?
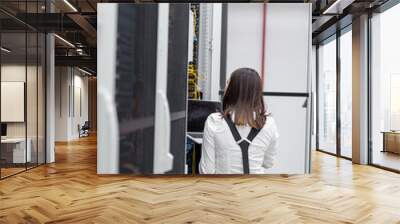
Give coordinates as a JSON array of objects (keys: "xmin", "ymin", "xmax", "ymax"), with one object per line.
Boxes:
[{"xmin": 187, "ymin": 100, "xmax": 222, "ymax": 143}]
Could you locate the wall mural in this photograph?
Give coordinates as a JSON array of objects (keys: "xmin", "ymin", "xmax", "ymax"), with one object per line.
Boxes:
[{"xmin": 97, "ymin": 3, "xmax": 312, "ymax": 175}]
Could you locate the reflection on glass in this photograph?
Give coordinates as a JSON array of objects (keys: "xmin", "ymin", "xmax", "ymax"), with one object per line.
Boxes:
[
  {"xmin": 371, "ymin": 4, "xmax": 400, "ymax": 171},
  {"xmin": 340, "ymin": 30, "xmax": 352, "ymax": 158},
  {"xmin": 318, "ymin": 38, "xmax": 337, "ymax": 154}
]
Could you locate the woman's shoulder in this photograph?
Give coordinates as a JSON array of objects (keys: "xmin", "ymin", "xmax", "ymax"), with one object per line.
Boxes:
[
  {"xmin": 260, "ymin": 116, "xmax": 279, "ymax": 139},
  {"xmin": 206, "ymin": 112, "xmax": 224, "ymax": 123},
  {"xmin": 264, "ymin": 116, "xmax": 277, "ymax": 127},
  {"xmin": 204, "ymin": 112, "xmax": 225, "ymax": 127}
]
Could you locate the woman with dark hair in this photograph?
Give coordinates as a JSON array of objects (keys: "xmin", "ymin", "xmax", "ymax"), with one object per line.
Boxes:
[{"xmin": 199, "ymin": 68, "xmax": 279, "ymax": 174}]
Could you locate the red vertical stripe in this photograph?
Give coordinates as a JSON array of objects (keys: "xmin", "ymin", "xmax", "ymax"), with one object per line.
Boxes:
[{"xmin": 261, "ymin": 3, "xmax": 267, "ymax": 83}]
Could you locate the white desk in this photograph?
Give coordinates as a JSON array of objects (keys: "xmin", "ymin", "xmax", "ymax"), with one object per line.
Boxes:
[
  {"xmin": 186, "ymin": 133, "xmax": 203, "ymax": 174},
  {"xmin": 187, "ymin": 133, "xmax": 203, "ymax": 145},
  {"xmin": 1, "ymin": 138, "xmax": 31, "ymax": 163}
]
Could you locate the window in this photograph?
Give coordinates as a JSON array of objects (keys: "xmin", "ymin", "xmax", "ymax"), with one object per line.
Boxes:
[
  {"xmin": 339, "ymin": 29, "xmax": 352, "ymax": 158},
  {"xmin": 317, "ymin": 26, "xmax": 353, "ymax": 159},
  {"xmin": 318, "ymin": 37, "xmax": 337, "ymax": 155},
  {"xmin": 390, "ymin": 74, "xmax": 400, "ymax": 130},
  {"xmin": 370, "ymin": 3, "xmax": 400, "ymax": 171}
]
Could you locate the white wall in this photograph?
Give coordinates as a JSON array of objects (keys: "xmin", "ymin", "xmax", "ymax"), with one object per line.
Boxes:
[
  {"xmin": 55, "ymin": 67, "xmax": 69, "ymax": 141},
  {"xmin": 2, "ymin": 63, "xmax": 47, "ymax": 164},
  {"xmin": 1, "ymin": 65, "xmax": 26, "ymax": 142},
  {"xmin": 226, "ymin": 4, "xmax": 263, "ymax": 76},
  {"xmin": 1, "ymin": 66, "xmax": 26, "ymax": 131},
  {"xmin": 264, "ymin": 4, "xmax": 310, "ymax": 93},
  {"xmin": 1, "ymin": 65, "xmax": 38, "ymax": 138},
  {"xmin": 1, "ymin": 82, "xmax": 25, "ymax": 122},
  {"xmin": 225, "ymin": 3, "xmax": 312, "ymax": 174},
  {"xmin": 72, "ymin": 73, "xmax": 89, "ymax": 138},
  {"xmin": 55, "ymin": 67, "xmax": 89, "ymax": 141}
]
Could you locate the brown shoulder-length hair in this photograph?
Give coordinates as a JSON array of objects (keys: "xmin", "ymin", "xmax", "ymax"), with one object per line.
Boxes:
[{"xmin": 223, "ymin": 68, "xmax": 267, "ymax": 129}]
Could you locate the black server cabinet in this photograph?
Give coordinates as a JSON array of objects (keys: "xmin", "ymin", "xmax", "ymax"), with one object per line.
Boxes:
[
  {"xmin": 116, "ymin": 5, "xmax": 158, "ymax": 174},
  {"xmin": 166, "ymin": 4, "xmax": 189, "ymax": 174},
  {"xmin": 115, "ymin": 4, "xmax": 189, "ymax": 174}
]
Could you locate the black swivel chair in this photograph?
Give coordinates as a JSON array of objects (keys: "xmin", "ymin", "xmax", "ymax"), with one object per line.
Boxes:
[{"xmin": 79, "ymin": 121, "xmax": 90, "ymax": 138}]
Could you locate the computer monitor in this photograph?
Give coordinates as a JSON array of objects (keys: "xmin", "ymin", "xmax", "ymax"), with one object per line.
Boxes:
[
  {"xmin": 1, "ymin": 123, "xmax": 7, "ymax": 137},
  {"xmin": 187, "ymin": 100, "xmax": 222, "ymax": 133}
]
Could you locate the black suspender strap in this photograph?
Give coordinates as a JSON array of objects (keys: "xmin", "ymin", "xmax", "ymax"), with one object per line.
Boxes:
[
  {"xmin": 224, "ymin": 116, "xmax": 242, "ymax": 142},
  {"xmin": 223, "ymin": 116, "xmax": 262, "ymax": 174},
  {"xmin": 247, "ymin": 128, "xmax": 262, "ymax": 142}
]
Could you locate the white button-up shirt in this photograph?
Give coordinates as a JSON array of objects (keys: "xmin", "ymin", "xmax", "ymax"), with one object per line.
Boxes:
[{"xmin": 199, "ymin": 113, "xmax": 279, "ymax": 174}]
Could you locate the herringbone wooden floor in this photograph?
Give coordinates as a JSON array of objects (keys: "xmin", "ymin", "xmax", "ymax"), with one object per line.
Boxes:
[{"xmin": 1, "ymin": 135, "xmax": 400, "ymax": 224}]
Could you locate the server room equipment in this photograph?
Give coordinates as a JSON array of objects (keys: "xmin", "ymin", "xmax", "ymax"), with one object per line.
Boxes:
[{"xmin": 98, "ymin": 3, "xmax": 189, "ymax": 174}]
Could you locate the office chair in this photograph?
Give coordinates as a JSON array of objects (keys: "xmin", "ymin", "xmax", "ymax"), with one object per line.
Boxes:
[{"xmin": 79, "ymin": 121, "xmax": 90, "ymax": 138}]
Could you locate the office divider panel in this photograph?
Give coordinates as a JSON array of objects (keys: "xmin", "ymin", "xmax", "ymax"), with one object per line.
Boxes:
[{"xmin": 166, "ymin": 4, "xmax": 189, "ymax": 174}]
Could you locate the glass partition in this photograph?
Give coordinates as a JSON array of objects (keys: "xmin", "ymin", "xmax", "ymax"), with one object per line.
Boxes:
[
  {"xmin": 318, "ymin": 37, "xmax": 337, "ymax": 155},
  {"xmin": 1, "ymin": 31, "xmax": 28, "ymax": 178},
  {"xmin": 0, "ymin": 1, "xmax": 46, "ymax": 179},
  {"xmin": 316, "ymin": 27, "xmax": 354, "ymax": 160},
  {"xmin": 370, "ymin": 4, "xmax": 400, "ymax": 171}
]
